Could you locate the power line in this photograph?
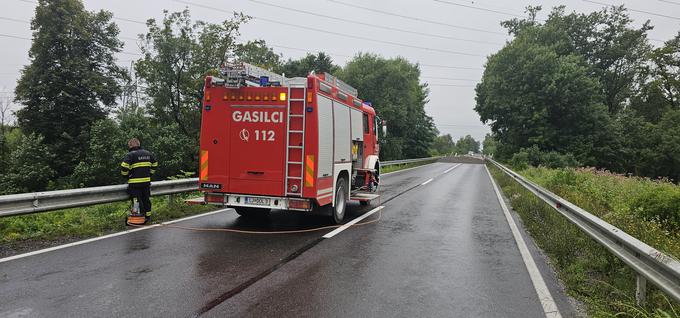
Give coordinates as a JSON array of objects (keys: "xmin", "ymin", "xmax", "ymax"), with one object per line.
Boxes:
[
  {"xmin": 659, "ymin": 0, "xmax": 680, "ymax": 5},
  {"xmin": 0, "ymin": 16, "xmax": 29, "ymax": 23},
  {"xmin": 426, "ymin": 83, "xmax": 477, "ymax": 87},
  {"xmin": 433, "ymin": 0, "xmax": 526, "ymax": 18},
  {"xmin": 422, "ymin": 76, "xmax": 479, "ymax": 81},
  {"xmin": 262, "ymin": 44, "xmax": 487, "ymax": 72},
  {"xmin": 0, "ymin": 29, "xmax": 482, "ymax": 72},
  {"xmin": 0, "ymin": 33, "xmax": 31, "ymax": 41},
  {"xmin": 174, "ymin": 0, "xmax": 483, "ymax": 57},
  {"xmin": 582, "ymin": 0, "xmax": 680, "ymax": 21},
  {"xmin": 0, "ymin": 15, "xmax": 138, "ymax": 42},
  {"xmin": 419, "ymin": 63, "xmax": 483, "ymax": 70},
  {"xmin": 0, "ymin": 32, "xmax": 141, "ymax": 57},
  {"xmin": 269, "ymin": 44, "xmax": 353, "ymax": 58},
  {"xmin": 16, "ymin": 0, "xmax": 148, "ymax": 25},
  {"xmin": 436, "ymin": 123, "xmax": 486, "ymax": 127},
  {"xmin": 326, "ymin": 0, "xmax": 506, "ymax": 36},
  {"xmin": 113, "ymin": 17, "xmax": 147, "ymax": 25},
  {"xmin": 249, "ymin": 0, "xmax": 502, "ymax": 46}
]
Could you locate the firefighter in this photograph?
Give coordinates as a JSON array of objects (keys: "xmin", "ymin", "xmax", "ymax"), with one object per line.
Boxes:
[{"xmin": 120, "ymin": 138, "xmax": 157, "ymax": 223}]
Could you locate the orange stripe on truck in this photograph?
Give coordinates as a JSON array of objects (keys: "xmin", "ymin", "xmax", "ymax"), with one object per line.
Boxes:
[
  {"xmin": 200, "ymin": 150, "xmax": 208, "ymax": 181},
  {"xmin": 305, "ymin": 155, "xmax": 314, "ymax": 187}
]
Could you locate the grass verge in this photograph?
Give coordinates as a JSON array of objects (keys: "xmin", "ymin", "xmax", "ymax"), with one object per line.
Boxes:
[
  {"xmin": 0, "ymin": 191, "xmax": 216, "ymax": 257},
  {"xmin": 488, "ymin": 163, "xmax": 679, "ymax": 317}
]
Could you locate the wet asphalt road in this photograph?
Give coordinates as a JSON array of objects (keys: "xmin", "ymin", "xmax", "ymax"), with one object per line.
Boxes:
[{"xmin": 0, "ymin": 162, "xmax": 579, "ymax": 317}]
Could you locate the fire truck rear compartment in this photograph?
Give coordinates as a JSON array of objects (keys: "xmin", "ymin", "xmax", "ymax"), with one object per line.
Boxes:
[{"xmin": 227, "ymin": 103, "xmax": 287, "ymax": 196}]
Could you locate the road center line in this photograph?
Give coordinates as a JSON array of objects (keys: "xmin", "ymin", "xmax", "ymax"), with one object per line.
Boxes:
[
  {"xmin": 0, "ymin": 208, "xmax": 233, "ymax": 264},
  {"xmin": 322, "ymin": 206, "xmax": 385, "ymax": 239},
  {"xmin": 484, "ymin": 165, "xmax": 562, "ymax": 318},
  {"xmin": 420, "ymin": 178, "xmax": 434, "ymax": 185},
  {"xmin": 443, "ymin": 164, "xmax": 460, "ymax": 174}
]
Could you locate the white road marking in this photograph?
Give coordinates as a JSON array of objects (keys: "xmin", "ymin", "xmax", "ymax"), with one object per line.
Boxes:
[
  {"xmin": 322, "ymin": 206, "xmax": 385, "ymax": 239},
  {"xmin": 443, "ymin": 164, "xmax": 461, "ymax": 174},
  {"xmin": 484, "ymin": 166, "xmax": 562, "ymax": 318},
  {"xmin": 0, "ymin": 208, "xmax": 233, "ymax": 264},
  {"xmin": 420, "ymin": 178, "xmax": 434, "ymax": 185}
]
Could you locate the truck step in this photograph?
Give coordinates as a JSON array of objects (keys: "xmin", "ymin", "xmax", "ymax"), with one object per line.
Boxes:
[{"xmin": 350, "ymin": 193, "xmax": 380, "ymax": 202}]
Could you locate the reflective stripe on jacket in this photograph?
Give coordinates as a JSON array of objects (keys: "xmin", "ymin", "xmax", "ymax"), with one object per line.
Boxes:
[{"xmin": 120, "ymin": 147, "xmax": 157, "ymax": 184}]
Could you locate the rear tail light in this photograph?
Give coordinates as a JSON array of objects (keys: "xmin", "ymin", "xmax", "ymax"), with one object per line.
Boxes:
[
  {"xmin": 205, "ymin": 193, "xmax": 226, "ymax": 204},
  {"xmin": 288, "ymin": 199, "xmax": 310, "ymax": 210}
]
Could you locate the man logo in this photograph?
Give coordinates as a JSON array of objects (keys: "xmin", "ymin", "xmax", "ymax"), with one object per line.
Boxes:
[{"xmin": 239, "ymin": 129, "xmax": 250, "ymax": 142}]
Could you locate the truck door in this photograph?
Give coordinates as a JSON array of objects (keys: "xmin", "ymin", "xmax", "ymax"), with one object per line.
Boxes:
[
  {"xmin": 228, "ymin": 103, "xmax": 287, "ymax": 196},
  {"xmin": 199, "ymin": 88, "xmax": 230, "ymax": 191}
]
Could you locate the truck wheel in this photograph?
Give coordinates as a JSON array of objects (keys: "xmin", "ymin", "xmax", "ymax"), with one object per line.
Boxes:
[
  {"xmin": 331, "ymin": 178, "xmax": 347, "ymax": 224},
  {"xmin": 360, "ymin": 201, "xmax": 369, "ymax": 206},
  {"xmin": 234, "ymin": 207, "xmax": 270, "ymax": 218}
]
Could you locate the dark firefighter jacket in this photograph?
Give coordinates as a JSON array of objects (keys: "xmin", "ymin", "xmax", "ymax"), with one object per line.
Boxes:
[{"xmin": 120, "ymin": 147, "xmax": 157, "ymax": 184}]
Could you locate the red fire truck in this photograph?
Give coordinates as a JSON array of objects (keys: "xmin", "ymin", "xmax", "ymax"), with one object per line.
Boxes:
[{"xmin": 197, "ymin": 62, "xmax": 382, "ymax": 223}]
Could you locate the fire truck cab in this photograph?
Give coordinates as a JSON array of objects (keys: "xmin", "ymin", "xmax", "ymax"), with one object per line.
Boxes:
[{"xmin": 197, "ymin": 62, "xmax": 381, "ymax": 223}]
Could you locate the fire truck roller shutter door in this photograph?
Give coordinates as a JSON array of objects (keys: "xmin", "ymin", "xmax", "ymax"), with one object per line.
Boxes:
[
  {"xmin": 333, "ymin": 102, "xmax": 351, "ymax": 163},
  {"xmin": 317, "ymin": 96, "xmax": 334, "ymax": 178},
  {"xmin": 350, "ymin": 109, "xmax": 363, "ymax": 141}
]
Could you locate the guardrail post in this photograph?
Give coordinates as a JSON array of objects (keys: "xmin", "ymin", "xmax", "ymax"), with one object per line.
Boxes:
[
  {"xmin": 168, "ymin": 194, "xmax": 175, "ymax": 207},
  {"xmin": 636, "ymin": 274, "xmax": 647, "ymax": 306}
]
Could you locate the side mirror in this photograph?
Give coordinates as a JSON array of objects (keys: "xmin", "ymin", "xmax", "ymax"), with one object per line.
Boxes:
[{"xmin": 381, "ymin": 120, "xmax": 387, "ymax": 136}]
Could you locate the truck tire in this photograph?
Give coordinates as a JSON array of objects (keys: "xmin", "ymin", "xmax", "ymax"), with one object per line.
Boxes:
[
  {"xmin": 331, "ymin": 177, "xmax": 347, "ymax": 224},
  {"xmin": 234, "ymin": 207, "xmax": 270, "ymax": 218},
  {"xmin": 360, "ymin": 200, "xmax": 369, "ymax": 206}
]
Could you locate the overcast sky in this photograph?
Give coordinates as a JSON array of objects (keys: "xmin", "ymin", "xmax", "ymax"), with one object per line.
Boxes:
[{"xmin": 2, "ymin": 0, "xmax": 680, "ymax": 142}]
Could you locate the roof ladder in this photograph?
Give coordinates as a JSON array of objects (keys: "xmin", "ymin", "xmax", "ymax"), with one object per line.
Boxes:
[{"xmin": 284, "ymin": 85, "xmax": 307, "ymax": 197}]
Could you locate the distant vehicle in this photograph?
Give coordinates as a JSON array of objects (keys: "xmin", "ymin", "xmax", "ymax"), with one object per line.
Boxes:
[{"xmin": 196, "ymin": 62, "xmax": 383, "ymax": 223}]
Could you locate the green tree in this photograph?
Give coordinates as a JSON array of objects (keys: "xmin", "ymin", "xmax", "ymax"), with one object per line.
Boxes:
[
  {"xmin": 0, "ymin": 133, "xmax": 56, "ymax": 194},
  {"xmin": 71, "ymin": 119, "xmax": 126, "ymax": 187},
  {"xmin": 234, "ymin": 40, "xmax": 282, "ymax": 70},
  {"xmin": 482, "ymin": 133, "xmax": 497, "ymax": 156},
  {"xmin": 503, "ymin": 6, "xmax": 652, "ymax": 115},
  {"xmin": 455, "ymin": 135, "xmax": 480, "ymax": 154},
  {"xmin": 135, "ymin": 9, "xmax": 247, "ymax": 140},
  {"xmin": 630, "ymin": 34, "xmax": 680, "ymax": 123},
  {"xmin": 656, "ymin": 110, "xmax": 680, "ymax": 181},
  {"xmin": 431, "ymin": 134, "xmax": 456, "ymax": 155},
  {"xmin": 14, "ymin": 0, "xmax": 127, "ymax": 176},
  {"xmin": 475, "ymin": 20, "xmax": 614, "ymax": 166},
  {"xmin": 338, "ymin": 53, "xmax": 436, "ymax": 160},
  {"xmin": 277, "ymin": 52, "xmax": 340, "ymax": 78},
  {"xmin": 616, "ymin": 111, "xmax": 661, "ymax": 177}
]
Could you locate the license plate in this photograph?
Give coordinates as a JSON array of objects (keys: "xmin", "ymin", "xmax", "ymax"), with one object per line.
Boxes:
[{"xmin": 245, "ymin": 197, "xmax": 270, "ymax": 206}]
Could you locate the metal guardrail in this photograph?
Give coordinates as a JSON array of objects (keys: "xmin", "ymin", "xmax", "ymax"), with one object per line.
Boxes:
[
  {"xmin": 0, "ymin": 157, "xmax": 443, "ymax": 218},
  {"xmin": 0, "ymin": 179, "xmax": 199, "ymax": 218},
  {"xmin": 381, "ymin": 156, "xmax": 442, "ymax": 167},
  {"xmin": 488, "ymin": 159, "xmax": 680, "ymax": 305}
]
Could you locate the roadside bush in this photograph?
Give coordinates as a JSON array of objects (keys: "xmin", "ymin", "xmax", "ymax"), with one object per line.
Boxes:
[
  {"xmin": 509, "ymin": 145, "xmax": 579, "ymax": 170},
  {"xmin": 71, "ymin": 119, "xmax": 127, "ymax": 187},
  {"xmin": 509, "ymin": 150, "xmax": 529, "ymax": 170},
  {"xmin": 0, "ymin": 133, "xmax": 56, "ymax": 194},
  {"xmin": 631, "ymin": 186, "xmax": 680, "ymax": 229}
]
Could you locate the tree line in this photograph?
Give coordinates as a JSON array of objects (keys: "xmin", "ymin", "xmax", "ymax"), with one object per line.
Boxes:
[
  {"xmin": 0, "ymin": 0, "xmax": 442, "ymax": 194},
  {"xmin": 476, "ymin": 5, "xmax": 680, "ymax": 180}
]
